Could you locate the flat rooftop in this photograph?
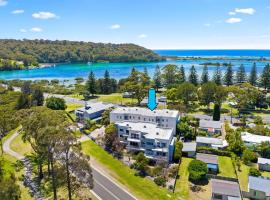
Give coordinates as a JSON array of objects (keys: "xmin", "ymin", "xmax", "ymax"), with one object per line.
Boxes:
[
  {"xmin": 249, "ymin": 176, "xmax": 270, "ymax": 196},
  {"xmin": 76, "ymin": 102, "xmax": 114, "ymax": 114},
  {"xmin": 182, "ymin": 142, "xmax": 197, "ymax": 152},
  {"xmin": 111, "ymin": 106, "xmax": 179, "ymax": 118},
  {"xmin": 196, "ymin": 136, "xmax": 223, "ymax": 145},
  {"xmin": 211, "ymin": 179, "xmax": 240, "ymax": 198},
  {"xmin": 116, "ymin": 121, "xmax": 173, "ymax": 140},
  {"xmin": 200, "ymin": 119, "xmax": 222, "ymax": 129}
]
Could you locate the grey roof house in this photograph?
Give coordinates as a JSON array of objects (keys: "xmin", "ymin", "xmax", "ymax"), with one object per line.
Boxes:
[
  {"xmin": 75, "ymin": 102, "xmax": 114, "ymax": 121},
  {"xmin": 182, "ymin": 142, "xmax": 197, "ymax": 158},
  {"xmin": 199, "ymin": 119, "xmax": 223, "ymax": 135},
  {"xmin": 211, "ymin": 179, "xmax": 241, "ymax": 200},
  {"xmin": 196, "ymin": 153, "xmax": 218, "ymax": 173},
  {"xmin": 196, "ymin": 136, "xmax": 228, "ymax": 149},
  {"xmin": 246, "ymin": 176, "xmax": 270, "ymax": 200},
  {"xmin": 258, "ymin": 158, "xmax": 270, "ymax": 172}
]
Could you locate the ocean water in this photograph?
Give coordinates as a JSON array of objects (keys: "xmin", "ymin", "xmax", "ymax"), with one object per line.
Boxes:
[{"xmin": 0, "ymin": 50, "xmax": 270, "ymax": 81}]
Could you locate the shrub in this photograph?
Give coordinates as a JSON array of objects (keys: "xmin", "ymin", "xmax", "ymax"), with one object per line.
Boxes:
[
  {"xmin": 242, "ymin": 149, "xmax": 258, "ymax": 165},
  {"xmin": 188, "ymin": 160, "xmax": 208, "ymax": 182},
  {"xmin": 197, "ymin": 146, "xmax": 231, "ymax": 157},
  {"xmin": 168, "ymin": 165, "xmax": 179, "ymax": 178},
  {"xmin": 151, "ymin": 166, "xmax": 163, "ymax": 177},
  {"xmin": 173, "ymin": 140, "xmax": 183, "ymax": 163},
  {"xmin": 249, "ymin": 168, "xmax": 261, "ymax": 177},
  {"xmin": 154, "ymin": 176, "xmax": 166, "ymax": 187}
]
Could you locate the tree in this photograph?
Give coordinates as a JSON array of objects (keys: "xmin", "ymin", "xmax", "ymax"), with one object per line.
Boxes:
[
  {"xmin": 103, "ymin": 124, "xmax": 123, "ymax": 156},
  {"xmin": 242, "ymin": 149, "xmax": 257, "ymax": 165},
  {"xmin": 154, "ymin": 176, "xmax": 166, "ymax": 187},
  {"xmin": 86, "ymin": 71, "xmax": 97, "ymax": 96},
  {"xmin": 188, "ymin": 160, "xmax": 208, "ymax": 182},
  {"xmin": 165, "ymin": 88, "xmax": 177, "ymax": 103},
  {"xmin": 0, "ymin": 173, "xmax": 21, "ymax": 200},
  {"xmin": 201, "ymin": 65, "xmax": 209, "ymax": 84},
  {"xmin": 260, "ymin": 64, "xmax": 270, "ymax": 90},
  {"xmin": 249, "ymin": 63, "xmax": 257, "ymax": 86},
  {"xmin": 226, "ymin": 130, "xmax": 245, "ymax": 155},
  {"xmin": 257, "ymin": 142, "xmax": 270, "ymax": 159},
  {"xmin": 188, "ymin": 65, "xmax": 198, "ymax": 86},
  {"xmin": 103, "ymin": 70, "xmax": 111, "ymax": 94},
  {"xmin": 162, "ymin": 64, "xmax": 178, "ymax": 87},
  {"xmin": 177, "ymin": 82, "xmax": 197, "ymax": 108},
  {"xmin": 173, "ymin": 141, "xmax": 183, "ymax": 163},
  {"xmin": 179, "ymin": 65, "xmax": 186, "ymax": 84},
  {"xmin": 212, "ymin": 66, "xmax": 222, "ymax": 85},
  {"xmin": 198, "ymin": 82, "xmax": 217, "ymax": 110},
  {"xmin": 31, "ymin": 86, "xmax": 44, "ymax": 106},
  {"xmin": 101, "ymin": 108, "xmax": 113, "ymax": 126},
  {"xmin": 249, "ymin": 168, "xmax": 261, "ymax": 177},
  {"xmin": 255, "ymin": 92, "xmax": 268, "ymax": 110},
  {"xmin": 0, "ymin": 110, "xmax": 13, "ymax": 155},
  {"xmin": 236, "ymin": 64, "xmax": 246, "ymax": 84},
  {"xmin": 21, "ymin": 81, "xmax": 31, "ymax": 95},
  {"xmin": 46, "ymin": 97, "xmax": 67, "ymax": 110},
  {"xmin": 132, "ymin": 152, "xmax": 150, "ymax": 176},
  {"xmin": 213, "ymin": 104, "xmax": 221, "ymax": 121},
  {"xmin": 153, "ymin": 65, "xmax": 162, "ymax": 91},
  {"xmin": 224, "ymin": 65, "xmax": 233, "ymax": 86},
  {"xmin": 15, "ymin": 93, "xmax": 31, "ymax": 110}
]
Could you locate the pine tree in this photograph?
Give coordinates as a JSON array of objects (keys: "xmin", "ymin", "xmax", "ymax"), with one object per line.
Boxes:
[
  {"xmin": 249, "ymin": 63, "xmax": 257, "ymax": 86},
  {"xmin": 179, "ymin": 65, "xmax": 186, "ymax": 84},
  {"xmin": 201, "ymin": 65, "xmax": 209, "ymax": 84},
  {"xmin": 213, "ymin": 66, "xmax": 222, "ymax": 85},
  {"xmin": 224, "ymin": 65, "xmax": 233, "ymax": 86},
  {"xmin": 236, "ymin": 64, "xmax": 246, "ymax": 84},
  {"xmin": 260, "ymin": 64, "xmax": 270, "ymax": 90},
  {"xmin": 213, "ymin": 104, "xmax": 221, "ymax": 121},
  {"xmin": 86, "ymin": 71, "xmax": 97, "ymax": 96},
  {"xmin": 103, "ymin": 70, "xmax": 111, "ymax": 94},
  {"xmin": 188, "ymin": 65, "xmax": 198, "ymax": 86},
  {"xmin": 153, "ymin": 65, "xmax": 162, "ymax": 91}
]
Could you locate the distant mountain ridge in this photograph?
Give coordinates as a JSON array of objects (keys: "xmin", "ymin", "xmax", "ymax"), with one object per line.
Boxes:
[{"xmin": 0, "ymin": 39, "xmax": 163, "ymax": 68}]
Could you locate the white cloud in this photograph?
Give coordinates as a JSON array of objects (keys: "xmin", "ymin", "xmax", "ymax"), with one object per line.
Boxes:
[
  {"xmin": 12, "ymin": 10, "xmax": 24, "ymax": 14},
  {"xmin": 30, "ymin": 27, "xmax": 43, "ymax": 32},
  {"xmin": 19, "ymin": 29, "xmax": 27, "ymax": 33},
  {"xmin": 204, "ymin": 23, "xmax": 211, "ymax": 27},
  {"xmin": 32, "ymin": 11, "xmax": 57, "ymax": 19},
  {"xmin": 235, "ymin": 8, "xmax": 255, "ymax": 15},
  {"xmin": 226, "ymin": 17, "xmax": 242, "ymax": 24},
  {"xmin": 138, "ymin": 34, "xmax": 148, "ymax": 38},
  {"xmin": 228, "ymin": 11, "xmax": 236, "ymax": 15},
  {"xmin": 109, "ymin": 24, "xmax": 120, "ymax": 30},
  {"xmin": 0, "ymin": 0, "xmax": 7, "ymax": 6}
]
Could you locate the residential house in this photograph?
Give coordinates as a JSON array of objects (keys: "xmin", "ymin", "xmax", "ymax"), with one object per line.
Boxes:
[
  {"xmin": 75, "ymin": 102, "xmax": 114, "ymax": 121},
  {"xmin": 199, "ymin": 119, "xmax": 223, "ymax": 135},
  {"xmin": 196, "ymin": 153, "xmax": 218, "ymax": 173},
  {"xmin": 241, "ymin": 132, "xmax": 270, "ymax": 147},
  {"xmin": 258, "ymin": 158, "xmax": 270, "ymax": 172},
  {"xmin": 182, "ymin": 142, "xmax": 197, "ymax": 158},
  {"xmin": 246, "ymin": 176, "xmax": 270, "ymax": 200},
  {"xmin": 211, "ymin": 179, "xmax": 241, "ymax": 200},
  {"xmin": 110, "ymin": 107, "xmax": 180, "ymax": 163},
  {"xmin": 196, "ymin": 136, "xmax": 228, "ymax": 150}
]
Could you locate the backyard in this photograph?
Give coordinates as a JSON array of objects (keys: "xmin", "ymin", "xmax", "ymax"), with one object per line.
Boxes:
[{"xmin": 218, "ymin": 156, "xmax": 237, "ymax": 178}]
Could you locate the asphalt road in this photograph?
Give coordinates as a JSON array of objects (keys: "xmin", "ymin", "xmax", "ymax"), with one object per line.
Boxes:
[{"xmin": 92, "ymin": 168, "xmax": 137, "ymax": 200}]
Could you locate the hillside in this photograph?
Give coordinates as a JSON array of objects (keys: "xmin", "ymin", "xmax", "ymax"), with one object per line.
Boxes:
[{"xmin": 0, "ymin": 39, "xmax": 163, "ymax": 70}]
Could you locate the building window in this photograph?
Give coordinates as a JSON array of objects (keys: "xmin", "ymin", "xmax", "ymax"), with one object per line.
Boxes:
[
  {"xmin": 138, "ymin": 117, "xmax": 140, "ymax": 120},
  {"xmin": 120, "ymin": 129, "xmax": 124, "ymax": 132},
  {"xmin": 146, "ymin": 142, "xmax": 153, "ymax": 146},
  {"xmin": 213, "ymin": 194, "xmax": 222, "ymax": 199},
  {"xmin": 126, "ymin": 130, "xmax": 129, "ymax": 134}
]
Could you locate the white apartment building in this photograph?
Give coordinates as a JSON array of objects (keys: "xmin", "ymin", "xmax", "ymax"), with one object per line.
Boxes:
[{"xmin": 110, "ymin": 107, "xmax": 180, "ymax": 163}]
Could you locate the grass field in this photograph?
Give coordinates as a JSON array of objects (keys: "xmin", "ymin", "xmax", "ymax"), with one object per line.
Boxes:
[
  {"xmin": 65, "ymin": 102, "xmax": 83, "ymax": 112},
  {"xmin": 174, "ymin": 157, "xmax": 193, "ymax": 199},
  {"xmin": 218, "ymin": 156, "xmax": 237, "ymax": 178},
  {"xmin": 10, "ymin": 133, "xmax": 33, "ymax": 156},
  {"xmin": 81, "ymin": 140, "xmax": 177, "ymax": 200},
  {"xmin": 94, "ymin": 93, "xmax": 135, "ymax": 105}
]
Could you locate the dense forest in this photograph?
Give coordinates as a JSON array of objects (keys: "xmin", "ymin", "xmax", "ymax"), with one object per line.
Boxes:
[{"xmin": 0, "ymin": 39, "xmax": 163, "ymax": 70}]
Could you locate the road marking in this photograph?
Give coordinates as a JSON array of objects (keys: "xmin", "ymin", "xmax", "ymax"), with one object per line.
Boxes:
[
  {"xmin": 94, "ymin": 179, "xmax": 121, "ymax": 200},
  {"xmin": 90, "ymin": 189, "xmax": 102, "ymax": 200}
]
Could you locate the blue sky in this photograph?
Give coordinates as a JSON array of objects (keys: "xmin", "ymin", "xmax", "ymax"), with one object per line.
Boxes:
[{"xmin": 0, "ymin": 0, "xmax": 270, "ymax": 49}]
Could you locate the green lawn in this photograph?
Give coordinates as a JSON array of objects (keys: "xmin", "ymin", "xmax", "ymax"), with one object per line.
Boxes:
[
  {"xmin": 81, "ymin": 140, "xmax": 176, "ymax": 200},
  {"xmin": 218, "ymin": 156, "xmax": 237, "ymax": 178},
  {"xmin": 174, "ymin": 157, "xmax": 193, "ymax": 199},
  {"xmin": 94, "ymin": 93, "xmax": 135, "ymax": 105},
  {"xmin": 10, "ymin": 133, "xmax": 33, "ymax": 156},
  {"xmin": 65, "ymin": 102, "xmax": 83, "ymax": 112}
]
